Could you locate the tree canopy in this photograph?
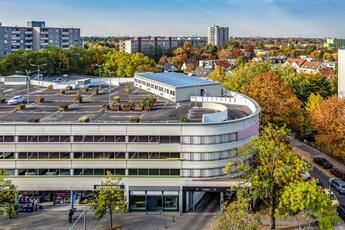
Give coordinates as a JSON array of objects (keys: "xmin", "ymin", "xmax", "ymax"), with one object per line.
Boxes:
[{"xmin": 245, "ymin": 71, "xmax": 303, "ymax": 133}]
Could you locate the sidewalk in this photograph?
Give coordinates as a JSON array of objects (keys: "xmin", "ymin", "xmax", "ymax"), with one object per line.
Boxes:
[{"xmin": 291, "ymin": 139, "xmax": 345, "ymax": 171}]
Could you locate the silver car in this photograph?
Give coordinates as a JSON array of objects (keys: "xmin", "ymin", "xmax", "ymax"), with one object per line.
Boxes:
[{"xmin": 329, "ymin": 178, "xmax": 345, "ymax": 194}]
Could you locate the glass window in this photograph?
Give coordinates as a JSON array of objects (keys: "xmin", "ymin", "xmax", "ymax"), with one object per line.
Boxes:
[
  {"xmin": 128, "ymin": 169, "xmax": 138, "ymax": 175},
  {"xmin": 160, "ymin": 169, "xmax": 170, "ymax": 175},
  {"xmin": 170, "ymin": 169, "xmax": 180, "ymax": 176},
  {"xmin": 130, "ymin": 196, "xmax": 146, "ymax": 211},
  {"xmin": 39, "ymin": 152, "xmax": 49, "ymax": 159},
  {"xmin": 149, "ymin": 169, "xmax": 159, "ymax": 175},
  {"xmin": 163, "ymin": 196, "xmax": 178, "ymax": 211},
  {"xmin": 114, "ymin": 169, "xmax": 125, "ymax": 175},
  {"xmin": 74, "ymin": 152, "xmax": 82, "ymax": 158},
  {"xmin": 139, "ymin": 169, "xmax": 149, "ymax": 175}
]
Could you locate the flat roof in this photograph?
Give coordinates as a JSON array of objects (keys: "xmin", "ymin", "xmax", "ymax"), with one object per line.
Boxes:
[
  {"xmin": 0, "ymin": 81, "xmax": 251, "ymax": 124},
  {"xmin": 135, "ymin": 72, "xmax": 219, "ymax": 89}
]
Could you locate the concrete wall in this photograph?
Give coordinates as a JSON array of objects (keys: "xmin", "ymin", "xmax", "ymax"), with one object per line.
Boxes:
[{"xmin": 176, "ymin": 84, "xmax": 221, "ymax": 102}]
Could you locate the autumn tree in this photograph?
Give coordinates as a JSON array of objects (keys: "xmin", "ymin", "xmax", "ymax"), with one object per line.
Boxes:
[
  {"xmin": 223, "ymin": 125, "xmax": 310, "ymax": 230},
  {"xmin": 222, "ymin": 61, "xmax": 272, "ymax": 93},
  {"xmin": 245, "ymin": 71, "xmax": 303, "ymax": 133},
  {"xmin": 92, "ymin": 172, "xmax": 126, "ymax": 229},
  {"xmin": 309, "ymin": 96, "xmax": 345, "ymax": 158},
  {"xmin": 208, "ymin": 66, "xmax": 227, "ymax": 83},
  {"xmin": 306, "ymin": 93, "xmax": 323, "ymax": 115}
]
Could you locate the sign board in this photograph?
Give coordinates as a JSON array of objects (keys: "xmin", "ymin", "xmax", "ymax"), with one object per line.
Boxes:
[{"xmin": 93, "ymin": 184, "xmax": 125, "ymax": 190}]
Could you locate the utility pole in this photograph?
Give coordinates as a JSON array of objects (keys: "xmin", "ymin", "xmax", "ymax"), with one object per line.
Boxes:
[
  {"xmin": 94, "ymin": 64, "xmax": 104, "ymax": 91},
  {"xmin": 30, "ymin": 63, "xmax": 47, "ymax": 88},
  {"xmin": 107, "ymin": 70, "xmax": 114, "ymax": 105}
]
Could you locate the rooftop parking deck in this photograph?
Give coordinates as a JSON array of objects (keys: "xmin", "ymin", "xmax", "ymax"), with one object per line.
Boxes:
[{"xmin": 0, "ymin": 83, "xmax": 251, "ymax": 123}]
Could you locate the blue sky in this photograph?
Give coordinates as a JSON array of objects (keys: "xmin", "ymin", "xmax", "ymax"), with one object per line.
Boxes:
[{"xmin": 0, "ymin": 0, "xmax": 344, "ymax": 37}]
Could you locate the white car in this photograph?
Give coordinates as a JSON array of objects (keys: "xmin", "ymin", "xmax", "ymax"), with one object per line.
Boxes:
[
  {"xmin": 7, "ymin": 96, "xmax": 26, "ymax": 105},
  {"xmin": 329, "ymin": 178, "xmax": 345, "ymax": 194},
  {"xmin": 322, "ymin": 188, "xmax": 339, "ymax": 206}
]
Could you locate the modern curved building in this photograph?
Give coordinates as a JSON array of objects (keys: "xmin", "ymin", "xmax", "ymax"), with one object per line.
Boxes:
[{"xmin": 0, "ymin": 73, "xmax": 260, "ymax": 212}]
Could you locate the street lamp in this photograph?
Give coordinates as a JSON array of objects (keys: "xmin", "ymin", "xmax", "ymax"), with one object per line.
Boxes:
[
  {"xmin": 107, "ymin": 70, "xmax": 114, "ymax": 106},
  {"xmin": 30, "ymin": 63, "xmax": 47, "ymax": 88},
  {"xmin": 15, "ymin": 70, "xmax": 32, "ymax": 106},
  {"xmin": 94, "ymin": 64, "xmax": 104, "ymax": 91}
]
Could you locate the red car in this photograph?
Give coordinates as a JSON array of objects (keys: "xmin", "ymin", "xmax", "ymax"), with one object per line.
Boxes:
[{"xmin": 330, "ymin": 168, "xmax": 345, "ymax": 180}]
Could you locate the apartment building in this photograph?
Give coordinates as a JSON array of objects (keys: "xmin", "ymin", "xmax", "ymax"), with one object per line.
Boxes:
[
  {"xmin": 120, "ymin": 36, "xmax": 207, "ymax": 56},
  {"xmin": 207, "ymin": 25, "xmax": 229, "ymax": 47},
  {"xmin": 0, "ymin": 73, "xmax": 260, "ymax": 212},
  {"xmin": 0, "ymin": 21, "xmax": 81, "ymax": 57},
  {"xmin": 324, "ymin": 38, "xmax": 345, "ymax": 49},
  {"xmin": 338, "ymin": 49, "xmax": 345, "ymax": 98}
]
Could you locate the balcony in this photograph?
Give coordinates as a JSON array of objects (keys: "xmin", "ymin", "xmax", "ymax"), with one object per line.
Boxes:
[
  {"xmin": 11, "ymin": 42, "xmax": 21, "ymax": 46},
  {"xmin": 62, "ymin": 31, "xmax": 69, "ymax": 36},
  {"xmin": 40, "ymin": 42, "xmax": 49, "ymax": 46},
  {"xmin": 40, "ymin": 31, "xmax": 49, "ymax": 35},
  {"xmin": 11, "ymin": 30, "xmax": 21, "ymax": 35},
  {"xmin": 11, "ymin": 36, "xmax": 21, "ymax": 40},
  {"xmin": 25, "ymin": 47, "xmax": 33, "ymax": 51},
  {"xmin": 40, "ymin": 36, "xmax": 49, "ymax": 40},
  {"xmin": 25, "ymin": 42, "xmax": 32, "ymax": 46},
  {"xmin": 24, "ymin": 31, "xmax": 33, "ymax": 35}
]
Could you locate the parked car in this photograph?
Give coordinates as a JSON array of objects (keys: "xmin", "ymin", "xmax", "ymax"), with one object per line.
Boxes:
[
  {"xmin": 337, "ymin": 205, "xmax": 345, "ymax": 221},
  {"xmin": 301, "ymin": 172, "xmax": 312, "ymax": 181},
  {"xmin": 85, "ymin": 83, "xmax": 99, "ymax": 89},
  {"xmin": 7, "ymin": 96, "xmax": 26, "ymax": 105},
  {"xmin": 25, "ymin": 171, "xmax": 36, "ymax": 176},
  {"xmin": 330, "ymin": 168, "xmax": 345, "ymax": 180},
  {"xmin": 322, "ymin": 188, "xmax": 339, "ymax": 206},
  {"xmin": 313, "ymin": 157, "xmax": 333, "ymax": 169},
  {"xmin": 329, "ymin": 178, "xmax": 345, "ymax": 194}
]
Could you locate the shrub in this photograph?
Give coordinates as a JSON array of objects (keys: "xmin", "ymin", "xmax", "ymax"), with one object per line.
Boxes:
[
  {"xmin": 142, "ymin": 96, "xmax": 153, "ymax": 108},
  {"xmin": 78, "ymin": 116, "xmax": 90, "ymax": 122},
  {"xmin": 113, "ymin": 96, "xmax": 120, "ymax": 102},
  {"xmin": 130, "ymin": 117, "xmax": 140, "ymax": 123},
  {"xmin": 180, "ymin": 117, "xmax": 190, "ymax": 122}
]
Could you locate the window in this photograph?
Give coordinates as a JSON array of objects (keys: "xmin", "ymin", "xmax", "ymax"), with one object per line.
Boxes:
[
  {"xmin": 182, "ymin": 133, "xmax": 238, "ymax": 144},
  {"xmin": 0, "ymin": 136, "xmax": 14, "ymax": 142},
  {"xmin": 0, "ymin": 152, "xmax": 14, "ymax": 159}
]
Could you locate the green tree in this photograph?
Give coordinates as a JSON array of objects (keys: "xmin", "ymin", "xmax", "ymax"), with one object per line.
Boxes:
[
  {"xmin": 92, "ymin": 172, "xmax": 126, "ymax": 229},
  {"xmin": 213, "ymin": 194, "xmax": 262, "ymax": 230},
  {"xmin": 277, "ymin": 180, "xmax": 338, "ymax": 230},
  {"xmin": 222, "ymin": 61, "xmax": 272, "ymax": 93},
  {"xmin": 224, "ymin": 125, "xmax": 310, "ymax": 230},
  {"xmin": 0, "ymin": 170, "xmax": 18, "ymax": 218}
]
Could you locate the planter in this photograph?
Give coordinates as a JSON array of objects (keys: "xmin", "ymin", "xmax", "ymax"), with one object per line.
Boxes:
[
  {"xmin": 130, "ymin": 117, "xmax": 140, "ymax": 123},
  {"xmin": 47, "ymin": 85, "xmax": 53, "ymax": 90},
  {"xmin": 111, "ymin": 103, "xmax": 121, "ymax": 111},
  {"xmin": 60, "ymin": 90, "xmax": 65, "ymax": 95},
  {"xmin": 153, "ymin": 98, "xmax": 157, "ymax": 104},
  {"xmin": 65, "ymin": 86, "xmax": 73, "ymax": 91},
  {"xmin": 100, "ymin": 104, "xmax": 109, "ymax": 111},
  {"xmin": 27, "ymin": 118, "xmax": 40, "ymax": 123},
  {"xmin": 113, "ymin": 96, "xmax": 120, "ymax": 103},
  {"xmin": 16, "ymin": 104, "xmax": 25, "ymax": 111},
  {"xmin": 134, "ymin": 104, "xmax": 143, "ymax": 111},
  {"xmin": 81, "ymin": 88, "xmax": 88, "ymax": 93},
  {"xmin": 0, "ymin": 98, "xmax": 5, "ymax": 104},
  {"xmin": 59, "ymin": 104, "xmax": 68, "ymax": 111},
  {"xmin": 92, "ymin": 89, "xmax": 99, "ymax": 96},
  {"xmin": 74, "ymin": 98, "xmax": 82, "ymax": 104},
  {"xmin": 78, "ymin": 116, "xmax": 89, "ymax": 122},
  {"xmin": 144, "ymin": 106, "xmax": 152, "ymax": 111},
  {"xmin": 35, "ymin": 96, "xmax": 44, "ymax": 104},
  {"xmin": 121, "ymin": 104, "xmax": 131, "ymax": 111}
]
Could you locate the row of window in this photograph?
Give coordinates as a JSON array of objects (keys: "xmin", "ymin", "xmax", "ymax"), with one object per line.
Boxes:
[
  {"xmin": 3, "ymin": 169, "xmax": 180, "ymax": 176},
  {"xmin": 1, "ymin": 152, "xmax": 181, "ymax": 159},
  {"xmin": 0, "ymin": 134, "xmax": 239, "ymax": 144},
  {"xmin": 181, "ymin": 133, "xmax": 238, "ymax": 144},
  {"xmin": 1, "ymin": 151, "xmax": 238, "ymax": 160},
  {"xmin": 1, "ymin": 135, "xmax": 181, "ymax": 143},
  {"xmin": 128, "ymin": 169, "xmax": 180, "ymax": 176},
  {"xmin": 181, "ymin": 149, "xmax": 237, "ymax": 161},
  {"xmin": 135, "ymin": 79, "xmax": 176, "ymax": 96}
]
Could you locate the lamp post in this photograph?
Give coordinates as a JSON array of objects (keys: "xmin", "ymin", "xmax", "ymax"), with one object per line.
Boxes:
[
  {"xmin": 107, "ymin": 70, "xmax": 114, "ymax": 106},
  {"xmin": 30, "ymin": 63, "xmax": 47, "ymax": 89},
  {"xmin": 94, "ymin": 64, "xmax": 104, "ymax": 91},
  {"xmin": 15, "ymin": 70, "xmax": 32, "ymax": 106}
]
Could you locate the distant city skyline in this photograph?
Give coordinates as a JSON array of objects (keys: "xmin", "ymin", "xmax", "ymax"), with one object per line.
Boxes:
[{"xmin": 1, "ymin": 0, "xmax": 345, "ymax": 37}]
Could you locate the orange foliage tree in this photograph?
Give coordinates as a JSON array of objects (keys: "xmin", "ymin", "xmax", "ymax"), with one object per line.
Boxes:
[
  {"xmin": 310, "ymin": 96, "xmax": 345, "ymax": 158},
  {"xmin": 246, "ymin": 71, "xmax": 303, "ymax": 133}
]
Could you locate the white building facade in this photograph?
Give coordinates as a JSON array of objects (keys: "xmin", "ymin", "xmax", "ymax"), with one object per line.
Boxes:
[
  {"xmin": 207, "ymin": 26, "xmax": 229, "ymax": 47},
  {"xmin": 339, "ymin": 49, "xmax": 345, "ymax": 98}
]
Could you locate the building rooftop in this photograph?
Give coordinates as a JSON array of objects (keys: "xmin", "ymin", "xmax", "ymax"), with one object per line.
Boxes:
[
  {"xmin": 0, "ymin": 82, "xmax": 251, "ymax": 124},
  {"xmin": 135, "ymin": 72, "xmax": 219, "ymax": 89}
]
